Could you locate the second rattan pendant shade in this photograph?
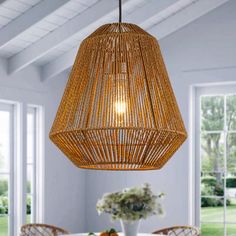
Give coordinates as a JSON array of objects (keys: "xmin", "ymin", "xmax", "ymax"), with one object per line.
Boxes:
[{"xmin": 50, "ymin": 23, "xmax": 187, "ymax": 170}]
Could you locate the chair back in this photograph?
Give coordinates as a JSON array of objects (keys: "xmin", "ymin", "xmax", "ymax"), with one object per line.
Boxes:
[
  {"xmin": 20, "ymin": 223, "xmax": 69, "ymax": 236},
  {"xmin": 153, "ymin": 226, "xmax": 200, "ymax": 236}
]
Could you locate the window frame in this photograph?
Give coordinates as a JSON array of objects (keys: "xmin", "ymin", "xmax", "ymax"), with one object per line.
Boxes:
[
  {"xmin": 26, "ymin": 105, "xmax": 44, "ymax": 225},
  {"xmin": 0, "ymin": 100, "xmax": 44, "ymax": 236},
  {"xmin": 0, "ymin": 102, "xmax": 15, "ymax": 236},
  {"xmin": 195, "ymin": 84, "xmax": 236, "ymax": 235}
]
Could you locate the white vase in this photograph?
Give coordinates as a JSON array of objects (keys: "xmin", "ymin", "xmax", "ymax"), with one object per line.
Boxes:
[{"xmin": 120, "ymin": 219, "xmax": 140, "ymax": 236}]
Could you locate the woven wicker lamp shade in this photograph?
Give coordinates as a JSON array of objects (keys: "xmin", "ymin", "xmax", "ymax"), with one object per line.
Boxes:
[{"xmin": 49, "ymin": 23, "xmax": 187, "ymax": 170}]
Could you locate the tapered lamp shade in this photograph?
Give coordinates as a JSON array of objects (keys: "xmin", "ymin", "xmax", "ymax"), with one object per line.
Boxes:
[{"xmin": 50, "ymin": 23, "xmax": 187, "ymax": 170}]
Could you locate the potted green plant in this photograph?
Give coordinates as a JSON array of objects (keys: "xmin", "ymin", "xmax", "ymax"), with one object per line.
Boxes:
[{"xmin": 96, "ymin": 183, "xmax": 164, "ymax": 236}]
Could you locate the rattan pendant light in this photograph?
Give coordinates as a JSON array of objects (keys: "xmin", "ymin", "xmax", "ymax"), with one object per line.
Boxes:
[{"xmin": 49, "ymin": 0, "xmax": 187, "ymax": 170}]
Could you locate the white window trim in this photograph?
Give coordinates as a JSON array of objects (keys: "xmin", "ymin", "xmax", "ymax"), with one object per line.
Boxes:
[
  {"xmin": 0, "ymin": 100, "xmax": 44, "ymax": 236},
  {"xmin": 27, "ymin": 107, "xmax": 37, "ymax": 223},
  {"xmin": 194, "ymin": 84, "xmax": 236, "ymax": 235},
  {"xmin": 0, "ymin": 102, "xmax": 14, "ymax": 236},
  {"xmin": 27, "ymin": 105, "xmax": 45, "ymax": 224},
  {"xmin": 15, "ymin": 102, "xmax": 27, "ymax": 235},
  {"xmin": 36, "ymin": 105, "xmax": 45, "ymax": 224}
]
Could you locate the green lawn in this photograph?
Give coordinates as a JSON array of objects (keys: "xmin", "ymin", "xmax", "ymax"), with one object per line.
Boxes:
[
  {"xmin": 0, "ymin": 215, "xmax": 8, "ymax": 236},
  {"xmin": 201, "ymin": 204, "xmax": 236, "ymax": 236},
  {"xmin": 0, "ymin": 215, "xmax": 31, "ymax": 236},
  {"xmin": 201, "ymin": 223, "xmax": 236, "ymax": 236}
]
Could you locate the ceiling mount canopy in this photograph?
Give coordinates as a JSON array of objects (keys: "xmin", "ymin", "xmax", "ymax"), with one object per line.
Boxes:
[{"xmin": 49, "ymin": 1, "xmax": 187, "ymax": 170}]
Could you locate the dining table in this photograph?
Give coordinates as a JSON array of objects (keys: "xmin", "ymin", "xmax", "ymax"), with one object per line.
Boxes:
[{"xmin": 65, "ymin": 233, "xmax": 164, "ymax": 236}]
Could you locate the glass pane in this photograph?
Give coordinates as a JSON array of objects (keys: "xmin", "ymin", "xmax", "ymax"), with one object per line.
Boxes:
[
  {"xmin": 27, "ymin": 112, "xmax": 34, "ymax": 164},
  {"xmin": 0, "ymin": 215, "xmax": 8, "ymax": 236},
  {"xmin": 27, "ymin": 108, "xmax": 36, "ymax": 224},
  {"xmin": 0, "ymin": 175, "xmax": 8, "ymax": 236},
  {"xmin": 227, "ymin": 133, "xmax": 236, "ymax": 176},
  {"xmin": 0, "ymin": 175, "xmax": 8, "ymax": 211},
  {"xmin": 227, "ymin": 95, "xmax": 236, "ymax": 131},
  {"xmin": 0, "ymin": 111, "xmax": 10, "ymax": 172},
  {"xmin": 201, "ymin": 172, "xmax": 224, "ymax": 196},
  {"xmin": 201, "ymin": 96, "xmax": 224, "ymax": 131},
  {"xmin": 226, "ymin": 197, "xmax": 236, "ymax": 223},
  {"xmin": 201, "ymin": 133, "xmax": 224, "ymax": 173},
  {"xmin": 227, "ymin": 224, "xmax": 236, "ymax": 236},
  {"xmin": 201, "ymin": 198, "xmax": 224, "ymax": 222},
  {"xmin": 27, "ymin": 165, "xmax": 33, "ymax": 194},
  {"xmin": 201, "ymin": 223, "xmax": 224, "ymax": 236},
  {"xmin": 26, "ymin": 194, "xmax": 32, "ymax": 223}
]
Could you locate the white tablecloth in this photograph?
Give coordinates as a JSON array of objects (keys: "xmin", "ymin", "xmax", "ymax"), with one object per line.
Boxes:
[{"xmin": 65, "ymin": 233, "xmax": 163, "ymax": 236}]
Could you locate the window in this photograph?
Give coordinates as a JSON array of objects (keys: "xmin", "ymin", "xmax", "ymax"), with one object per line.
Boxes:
[
  {"xmin": 196, "ymin": 88, "xmax": 236, "ymax": 236},
  {"xmin": 0, "ymin": 103, "xmax": 13, "ymax": 236},
  {"xmin": 0, "ymin": 102, "xmax": 43, "ymax": 236}
]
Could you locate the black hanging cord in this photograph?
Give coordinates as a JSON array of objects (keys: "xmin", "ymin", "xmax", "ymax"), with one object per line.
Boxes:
[{"xmin": 119, "ymin": 0, "xmax": 122, "ymax": 23}]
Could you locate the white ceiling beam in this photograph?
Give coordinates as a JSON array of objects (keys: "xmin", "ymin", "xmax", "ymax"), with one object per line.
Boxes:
[
  {"xmin": 41, "ymin": 0, "xmax": 178, "ymax": 80},
  {"xmin": 148, "ymin": 0, "xmax": 231, "ymax": 39},
  {"xmin": 126, "ymin": 0, "xmax": 177, "ymax": 26},
  {"xmin": 8, "ymin": 0, "xmax": 133, "ymax": 74},
  {"xmin": 41, "ymin": 47, "xmax": 78, "ymax": 80},
  {"xmin": 42, "ymin": 0, "xmax": 230, "ymax": 80},
  {"xmin": 0, "ymin": 0, "xmax": 70, "ymax": 50}
]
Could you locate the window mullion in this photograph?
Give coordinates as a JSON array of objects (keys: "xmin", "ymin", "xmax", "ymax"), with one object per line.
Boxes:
[
  {"xmin": 9, "ymin": 104, "xmax": 14, "ymax": 236},
  {"xmin": 35, "ymin": 106, "xmax": 44, "ymax": 223},
  {"xmin": 22, "ymin": 103, "xmax": 28, "ymax": 225},
  {"xmin": 223, "ymin": 95, "xmax": 227, "ymax": 236},
  {"xmin": 32, "ymin": 108, "xmax": 37, "ymax": 223},
  {"xmin": 195, "ymin": 90, "xmax": 201, "ymax": 227},
  {"xmin": 15, "ymin": 103, "xmax": 27, "ymax": 235}
]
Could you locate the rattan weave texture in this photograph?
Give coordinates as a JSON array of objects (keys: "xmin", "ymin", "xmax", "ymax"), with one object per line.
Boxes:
[
  {"xmin": 20, "ymin": 223, "xmax": 69, "ymax": 236},
  {"xmin": 153, "ymin": 226, "xmax": 200, "ymax": 236},
  {"xmin": 50, "ymin": 23, "xmax": 187, "ymax": 170}
]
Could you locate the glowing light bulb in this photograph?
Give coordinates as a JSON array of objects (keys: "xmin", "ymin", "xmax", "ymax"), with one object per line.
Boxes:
[{"xmin": 115, "ymin": 101, "xmax": 126, "ymax": 114}]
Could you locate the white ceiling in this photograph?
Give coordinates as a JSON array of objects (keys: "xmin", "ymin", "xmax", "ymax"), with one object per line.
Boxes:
[{"xmin": 0, "ymin": 0, "xmax": 231, "ymax": 80}]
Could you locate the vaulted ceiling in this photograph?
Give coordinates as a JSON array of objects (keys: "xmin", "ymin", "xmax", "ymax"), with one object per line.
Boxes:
[{"xmin": 0, "ymin": 0, "xmax": 230, "ymax": 80}]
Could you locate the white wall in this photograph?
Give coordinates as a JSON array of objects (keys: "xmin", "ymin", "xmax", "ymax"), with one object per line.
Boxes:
[
  {"xmin": 1, "ymin": 0, "xmax": 236, "ymax": 234},
  {"xmin": 0, "ymin": 59, "xmax": 86, "ymax": 233},
  {"xmin": 84, "ymin": 0, "xmax": 236, "ymax": 233}
]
